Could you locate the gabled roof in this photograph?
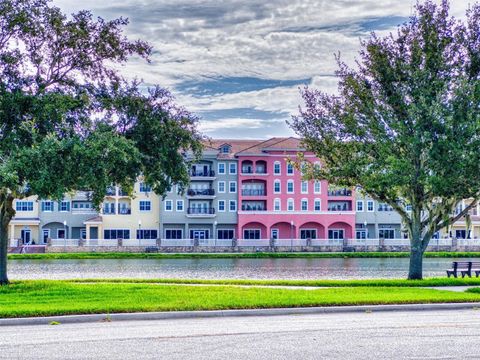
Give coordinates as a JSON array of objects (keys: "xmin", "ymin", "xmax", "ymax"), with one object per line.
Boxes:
[{"xmin": 203, "ymin": 139, "xmax": 265, "ymax": 159}]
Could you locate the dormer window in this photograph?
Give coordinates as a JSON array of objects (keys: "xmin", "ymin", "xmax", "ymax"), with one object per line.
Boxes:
[{"xmin": 220, "ymin": 144, "xmax": 231, "ymax": 154}]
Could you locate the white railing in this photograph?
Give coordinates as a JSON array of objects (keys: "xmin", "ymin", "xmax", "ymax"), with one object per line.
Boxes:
[
  {"xmin": 237, "ymin": 239, "xmax": 270, "ymax": 247},
  {"xmin": 429, "ymin": 238, "xmax": 453, "ymax": 246},
  {"xmin": 122, "ymin": 238, "xmax": 157, "ymax": 247},
  {"xmin": 9, "ymin": 238, "xmax": 18, "ymax": 247},
  {"xmin": 84, "ymin": 239, "xmax": 118, "ymax": 247},
  {"xmin": 383, "ymin": 238, "xmax": 410, "ymax": 246},
  {"xmin": 457, "ymin": 238, "xmax": 480, "ymax": 246},
  {"xmin": 50, "ymin": 238, "xmax": 79, "ymax": 247},
  {"xmin": 160, "ymin": 238, "xmax": 194, "ymax": 247},
  {"xmin": 274, "ymin": 239, "xmax": 308, "ymax": 247},
  {"xmin": 311, "ymin": 238, "xmax": 343, "ymax": 246}
]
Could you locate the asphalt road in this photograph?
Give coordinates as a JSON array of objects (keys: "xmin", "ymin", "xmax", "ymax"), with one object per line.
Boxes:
[{"xmin": 1, "ymin": 309, "xmax": 480, "ymax": 359}]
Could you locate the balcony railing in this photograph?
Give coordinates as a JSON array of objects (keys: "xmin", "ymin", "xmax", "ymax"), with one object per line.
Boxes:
[
  {"xmin": 328, "ymin": 189, "xmax": 352, "ymax": 196},
  {"xmin": 327, "ymin": 205, "xmax": 352, "ymax": 211},
  {"xmin": 187, "ymin": 207, "xmax": 215, "ymax": 215},
  {"xmin": 118, "ymin": 207, "xmax": 131, "ymax": 215},
  {"xmin": 241, "ymin": 205, "xmax": 267, "ymax": 211},
  {"xmin": 242, "ymin": 189, "xmax": 266, "ymax": 196},
  {"xmin": 187, "ymin": 188, "xmax": 215, "ymax": 196},
  {"xmin": 190, "ymin": 170, "xmax": 215, "ymax": 177},
  {"xmin": 241, "ymin": 168, "xmax": 267, "ymax": 175},
  {"xmin": 105, "ymin": 188, "xmax": 116, "ymax": 196}
]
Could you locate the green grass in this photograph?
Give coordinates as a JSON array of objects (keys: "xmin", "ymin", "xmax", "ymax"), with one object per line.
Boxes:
[
  {"xmin": 65, "ymin": 277, "xmax": 480, "ymax": 287},
  {"xmin": 8, "ymin": 251, "xmax": 480, "ymax": 260},
  {"xmin": 1, "ymin": 281, "xmax": 480, "ymax": 318}
]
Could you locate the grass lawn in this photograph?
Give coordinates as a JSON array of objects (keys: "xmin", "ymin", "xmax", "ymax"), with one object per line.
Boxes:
[
  {"xmin": 67, "ymin": 277, "xmax": 480, "ymax": 287},
  {"xmin": 8, "ymin": 251, "xmax": 480, "ymax": 260},
  {"xmin": 2, "ymin": 281, "xmax": 480, "ymax": 318}
]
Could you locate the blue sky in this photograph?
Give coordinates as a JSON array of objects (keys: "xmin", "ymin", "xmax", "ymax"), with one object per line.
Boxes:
[{"xmin": 54, "ymin": 0, "xmax": 468, "ymax": 139}]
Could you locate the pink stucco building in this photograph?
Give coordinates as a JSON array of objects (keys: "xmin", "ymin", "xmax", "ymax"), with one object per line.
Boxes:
[{"xmin": 234, "ymin": 137, "xmax": 355, "ymax": 241}]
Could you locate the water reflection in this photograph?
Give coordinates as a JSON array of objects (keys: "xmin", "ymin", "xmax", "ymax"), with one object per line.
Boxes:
[{"xmin": 8, "ymin": 257, "xmax": 476, "ymax": 280}]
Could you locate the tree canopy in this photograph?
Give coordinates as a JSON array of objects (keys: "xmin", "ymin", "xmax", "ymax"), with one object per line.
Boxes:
[
  {"xmin": 0, "ymin": 0, "xmax": 203, "ymax": 284},
  {"xmin": 291, "ymin": 0, "xmax": 480, "ymax": 279}
]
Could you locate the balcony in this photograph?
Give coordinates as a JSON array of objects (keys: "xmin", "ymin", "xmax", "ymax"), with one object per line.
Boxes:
[
  {"xmin": 187, "ymin": 188, "xmax": 216, "ymax": 198},
  {"xmin": 105, "ymin": 187, "xmax": 116, "ymax": 196},
  {"xmin": 327, "ymin": 188, "xmax": 352, "ymax": 197},
  {"xmin": 327, "ymin": 203, "xmax": 352, "ymax": 212},
  {"xmin": 241, "ymin": 189, "xmax": 266, "ymax": 196},
  {"xmin": 190, "ymin": 170, "xmax": 216, "ymax": 179},
  {"xmin": 241, "ymin": 205, "xmax": 267, "ymax": 211},
  {"xmin": 118, "ymin": 207, "xmax": 131, "ymax": 215},
  {"xmin": 186, "ymin": 207, "xmax": 216, "ymax": 217}
]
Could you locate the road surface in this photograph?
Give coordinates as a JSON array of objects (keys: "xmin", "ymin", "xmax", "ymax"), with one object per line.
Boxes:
[{"xmin": 1, "ymin": 309, "xmax": 480, "ymax": 359}]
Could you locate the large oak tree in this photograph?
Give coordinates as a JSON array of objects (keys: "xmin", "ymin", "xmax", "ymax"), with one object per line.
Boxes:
[
  {"xmin": 0, "ymin": 0, "xmax": 202, "ymax": 284},
  {"xmin": 291, "ymin": 0, "xmax": 480, "ymax": 279}
]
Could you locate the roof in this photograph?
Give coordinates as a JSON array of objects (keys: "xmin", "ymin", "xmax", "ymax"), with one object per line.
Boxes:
[
  {"xmin": 201, "ymin": 137, "xmax": 305, "ymax": 158},
  {"xmin": 84, "ymin": 216, "xmax": 102, "ymax": 224}
]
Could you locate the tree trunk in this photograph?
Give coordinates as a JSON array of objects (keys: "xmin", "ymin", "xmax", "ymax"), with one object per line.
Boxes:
[
  {"xmin": 407, "ymin": 209, "xmax": 426, "ymax": 280},
  {"xmin": 408, "ymin": 244, "xmax": 424, "ymax": 280},
  {"xmin": 0, "ymin": 193, "xmax": 14, "ymax": 286},
  {"xmin": 0, "ymin": 218, "xmax": 8, "ymax": 285}
]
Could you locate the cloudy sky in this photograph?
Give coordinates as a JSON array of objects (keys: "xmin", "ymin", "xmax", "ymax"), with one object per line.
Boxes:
[{"xmin": 53, "ymin": 0, "xmax": 469, "ymax": 139}]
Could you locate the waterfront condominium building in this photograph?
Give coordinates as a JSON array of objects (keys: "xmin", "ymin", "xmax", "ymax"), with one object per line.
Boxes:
[
  {"xmin": 354, "ymin": 193, "xmax": 404, "ymax": 240},
  {"xmin": 86, "ymin": 181, "xmax": 161, "ymax": 242},
  {"xmin": 235, "ymin": 137, "xmax": 355, "ymax": 241},
  {"xmin": 159, "ymin": 141, "xmax": 254, "ymax": 242}
]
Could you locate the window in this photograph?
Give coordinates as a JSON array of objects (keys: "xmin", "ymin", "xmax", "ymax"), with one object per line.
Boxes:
[
  {"xmin": 137, "ymin": 229, "xmax": 158, "ymax": 239},
  {"xmin": 356, "ymin": 201, "xmax": 364, "ymax": 212},
  {"xmin": 367, "ymin": 200, "xmax": 374, "ymax": 212},
  {"xmin": 139, "ymin": 200, "xmax": 151, "ymax": 211},
  {"xmin": 356, "ymin": 230, "xmax": 367, "ymax": 239},
  {"xmin": 378, "ymin": 203, "xmax": 393, "ymax": 211},
  {"xmin": 218, "ymin": 200, "xmax": 226, "ymax": 212},
  {"xmin": 301, "ymin": 199, "xmax": 308, "ymax": 211},
  {"xmin": 229, "ymin": 163, "xmax": 237, "ymax": 175},
  {"xmin": 218, "ymin": 163, "xmax": 226, "ymax": 174},
  {"xmin": 104, "ymin": 229, "xmax": 130, "ymax": 239},
  {"xmin": 287, "ymin": 198, "xmax": 294, "ymax": 211},
  {"xmin": 243, "ymin": 229, "xmax": 261, "ymax": 239},
  {"xmin": 328, "ymin": 229, "xmax": 344, "ymax": 239},
  {"xmin": 379, "ymin": 229, "xmax": 395, "ymax": 239},
  {"xmin": 406, "ymin": 204, "xmax": 412, "ymax": 211},
  {"xmin": 176, "ymin": 200, "xmax": 184, "ymax": 211},
  {"xmin": 314, "ymin": 199, "xmax": 321, "ymax": 211},
  {"xmin": 274, "ymin": 198, "xmax": 281, "ymax": 211},
  {"xmin": 165, "ymin": 229, "xmax": 182, "ymax": 239},
  {"xmin": 287, "ymin": 180, "xmax": 294, "ymax": 194},
  {"xmin": 103, "ymin": 202, "xmax": 115, "ymax": 214},
  {"xmin": 60, "ymin": 201, "xmax": 70, "ymax": 212},
  {"xmin": 274, "ymin": 180, "xmax": 281, "ymax": 194},
  {"xmin": 229, "ymin": 181, "xmax": 237, "ymax": 193},
  {"xmin": 218, "ymin": 229, "xmax": 234, "ymax": 240},
  {"xmin": 139, "ymin": 183, "xmax": 151, "ymax": 192},
  {"xmin": 57, "ymin": 229, "xmax": 65, "ymax": 239},
  {"xmin": 314, "ymin": 181, "xmax": 321, "ymax": 194},
  {"xmin": 287, "ymin": 163, "xmax": 294, "ymax": 175},
  {"xmin": 221, "ymin": 145, "xmax": 230, "ymax": 153},
  {"xmin": 301, "ymin": 181, "xmax": 308, "ymax": 194},
  {"xmin": 218, "ymin": 181, "xmax": 225, "ymax": 193},
  {"xmin": 300, "ymin": 229, "xmax": 317, "ymax": 239},
  {"xmin": 80, "ymin": 229, "xmax": 87, "ymax": 240},
  {"xmin": 455, "ymin": 229, "xmax": 468, "ymax": 239},
  {"xmin": 164, "ymin": 200, "xmax": 173, "ymax": 211},
  {"xmin": 274, "ymin": 161, "xmax": 281, "ymax": 175},
  {"xmin": 41, "ymin": 201, "xmax": 54, "ymax": 212},
  {"xmin": 229, "ymin": 200, "xmax": 237, "ymax": 212}
]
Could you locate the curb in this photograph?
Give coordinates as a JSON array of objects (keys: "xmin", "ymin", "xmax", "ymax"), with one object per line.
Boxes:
[{"xmin": 2, "ymin": 302, "xmax": 480, "ymax": 327}]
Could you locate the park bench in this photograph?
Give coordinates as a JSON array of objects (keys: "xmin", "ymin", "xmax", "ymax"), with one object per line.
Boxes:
[
  {"xmin": 446, "ymin": 261, "xmax": 480, "ymax": 278},
  {"xmin": 145, "ymin": 246, "xmax": 159, "ymax": 253}
]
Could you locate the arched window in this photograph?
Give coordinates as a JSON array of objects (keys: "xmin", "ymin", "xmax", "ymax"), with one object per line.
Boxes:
[
  {"xmin": 274, "ymin": 198, "xmax": 281, "ymax": 211},
  {"xmin": 287, "ymin": 198, "xmax": 294, "ymax": 211},
  {"xmin": 274, "ymin": 179, "xmax": 281, "ymax": 194},
  {"xmin": 274, "ymin": 161, "xmax": 281, "ymax": 175}
]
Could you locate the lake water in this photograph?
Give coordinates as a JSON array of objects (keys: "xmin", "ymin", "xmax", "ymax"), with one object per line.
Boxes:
[{"xmin": 7, "ymin": 257, "xmax": 475, "ymax": 280}]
